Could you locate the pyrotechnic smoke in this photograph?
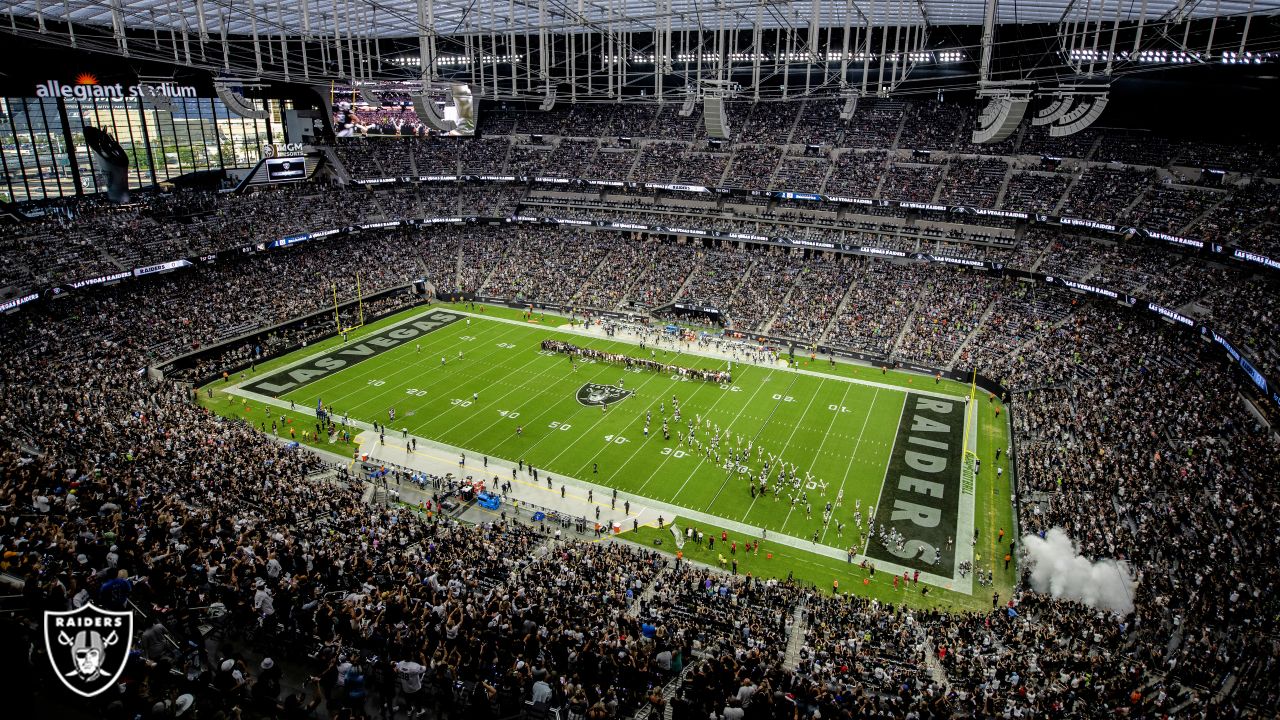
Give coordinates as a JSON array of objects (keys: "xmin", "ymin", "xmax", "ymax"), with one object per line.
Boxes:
[{"xmin": 1020, "ymin": 527, "xmax": 1136, "ymax": 615}]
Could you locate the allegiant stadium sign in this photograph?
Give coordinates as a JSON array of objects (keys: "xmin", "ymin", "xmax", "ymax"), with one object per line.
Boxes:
[{"xmin": 35, "ymin": 79, "xmax": 198, "ymax": 100}]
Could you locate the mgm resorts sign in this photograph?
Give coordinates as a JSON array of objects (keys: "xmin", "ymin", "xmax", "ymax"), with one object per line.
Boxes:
[{"xmin": 262, "ymin": 142, "xmax": 305, "ymax": 159}]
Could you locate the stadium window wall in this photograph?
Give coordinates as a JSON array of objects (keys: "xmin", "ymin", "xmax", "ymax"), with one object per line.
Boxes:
[{"xmin": 0, "ymin": 96, "xmax": 285, "ymax": 203}]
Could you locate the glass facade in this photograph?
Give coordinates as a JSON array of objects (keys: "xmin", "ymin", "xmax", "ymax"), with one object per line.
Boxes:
[{"xmin": 0, "ymin": 95, "xmax": 286, "ymax": 203}]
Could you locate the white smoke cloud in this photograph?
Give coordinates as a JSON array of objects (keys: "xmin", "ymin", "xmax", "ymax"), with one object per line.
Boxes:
[{"xmin": 1020, "ymin": 527, "xmax": 1136, "ymax": 616}]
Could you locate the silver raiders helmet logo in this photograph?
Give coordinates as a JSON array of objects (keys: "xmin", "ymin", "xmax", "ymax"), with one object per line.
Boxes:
[{"xmin": 577, "ymin": 383, "xmax": 633, "ymax": 406}]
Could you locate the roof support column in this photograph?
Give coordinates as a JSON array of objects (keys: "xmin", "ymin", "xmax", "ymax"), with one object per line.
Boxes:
[{"xmin": 978, "ymin": 0, "xmax": 998, "ymax": 82}]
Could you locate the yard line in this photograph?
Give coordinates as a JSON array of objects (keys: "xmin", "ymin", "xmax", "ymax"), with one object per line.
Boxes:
[
  {"xmin": 743, "ymin": 375, "xmax": 829, "ymax": 534},
  {"xmin": 593, "ymin": 376, "xmax": 723, "ymax": 490},
  {"xmin": 861, "ymin": 392, "xmax": 910, "ymax": 557},
  {"xmin": 740, "ymin": 379, "xmax": 853, "ymax": 526},
  {"xmin": 324, "ymin": 322, "xmax": 528, "ymax": 412},
  {"xmin": 664, "ymin": 368, "xmax": 791, "ymax": 503},
  {"xmin": 818, "ymin": 388, "xmax": 881, "ymax": 545},
  {"xmin": 450, "ymin": 341, "xmax": 629, "ymax": 447},
  {"xmin": 479, "ymin": 375, "xmax": 625, "ymax": 461},
  {"xmin": 536, "ymin": 350, "xmax": 697, "ymax": 469}
]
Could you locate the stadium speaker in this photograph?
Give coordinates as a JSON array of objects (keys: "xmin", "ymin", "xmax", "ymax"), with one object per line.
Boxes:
[
  {"xmin": 213, "ymin": 77, "xmax": 269, "ymax": 120},
  {"xmin": 838, "ymin": 92, "xmax": 859, "ymax": 121},
  {"xmin": 412, "ymin": 92, "xmax": 457, "ymax": 133},
  {"xmin": 678, "ymin": 87, "xmax": 697, "ymax": 118},
  {"xmin": 971, "ymin": 91, "xmax": 1031, "ymax": 144},
  {"xmin": 704, "ymin": 96, "xmax": 731, "ymax": 140},
  {"xmin": 539, "ymin": 84, "xmax": 557, "ymax": 112},
  {"xmin": 1049, "ymin": 93, "xmax": 1108, "ymax": 137},
  {"xmin": 1030, "ymin": 95, "xmax": 1073, "ymax": 126},
  {"xmin": 83, "ymin": 126, "xmax": 130, "ymax": 203}
]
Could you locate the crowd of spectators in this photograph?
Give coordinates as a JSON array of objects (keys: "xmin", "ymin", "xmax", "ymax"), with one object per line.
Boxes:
[
  {"xmin": 721, "ymin": 250, "xmax": 805, "ymax": 332},
  {"xmin": 1128, "ymin": 184, "xmax": 1224, "ymax": 235},
  {"xmin": 878, "ymin": 162, "xmax": 944, "ymax": 203},
  {"xmin": 766, "ymin": 259, "xmax": 856, "ymax": 341},
  {"xmin": 1000, "ymin": 171, "xmax": 1071, "ymax": 214},
  {"xmin": 723, "ymin": 147, "xmax": 783, "ymax": 189},
  {"xmin": 1060, "ymin": 166, "xmax": 1155, "ymax": 220},
  {"xmin": 2, "ymin": 192, "xmax": 1279, "ymax": 719},
  {"xmin": 937, "ymin": 158, "xmax": 1010, "ymax": 208}
]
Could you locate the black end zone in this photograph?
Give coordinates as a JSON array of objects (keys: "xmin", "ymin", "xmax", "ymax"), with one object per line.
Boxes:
[{"xmin": 865, "ymin": 392, "xmax": 966, "ymax": 576}]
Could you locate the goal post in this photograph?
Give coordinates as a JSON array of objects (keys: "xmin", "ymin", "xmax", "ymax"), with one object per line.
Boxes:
[{"xmin": 332, "ymin": 272, "xmax": 367, "ymax": 335}]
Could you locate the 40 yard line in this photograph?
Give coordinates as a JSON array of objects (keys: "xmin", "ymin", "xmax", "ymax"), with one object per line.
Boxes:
[
  {"xmin": 595, "ymin": 373, "xmax": 722, "ymax": 491},
  {"xmin": 536, "ymin": 348, "xmax": 696, "ymax": 470},
  {"xmin": 450, "ymin": 341, "xmax": 630, "ymax": 449}
]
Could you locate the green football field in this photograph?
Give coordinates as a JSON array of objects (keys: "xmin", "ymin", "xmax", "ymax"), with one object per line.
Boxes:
[{"xmin": 215, "ymin": 302, "xmax": 1008, "ymax": 594}]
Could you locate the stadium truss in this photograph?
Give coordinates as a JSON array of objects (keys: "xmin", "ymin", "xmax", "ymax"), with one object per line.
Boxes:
[{"xmin": 2, "ymin": 0, "xmax": 1278, "ymax": 102}]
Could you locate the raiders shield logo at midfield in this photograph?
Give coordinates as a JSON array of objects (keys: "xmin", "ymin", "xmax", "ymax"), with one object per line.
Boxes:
[
  {"xmin": 44, "ymin": 603, "xmax": 133, "ymax": 697},
  {"xmin": 577, "ymin": 383, "xmax": 633, "ymax": 407}
]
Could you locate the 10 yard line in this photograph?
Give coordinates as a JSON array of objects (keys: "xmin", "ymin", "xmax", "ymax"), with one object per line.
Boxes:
[{"xmin": 819, "ymin": 388, "xmax": 881, "ymax": 546}]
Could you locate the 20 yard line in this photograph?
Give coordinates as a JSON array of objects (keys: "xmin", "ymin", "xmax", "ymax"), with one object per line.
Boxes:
[{"xmin": 740, "ymin": 379, "xmax": 853, "ymax": 528}]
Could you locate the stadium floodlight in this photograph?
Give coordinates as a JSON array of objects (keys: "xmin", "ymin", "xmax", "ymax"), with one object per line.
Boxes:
[{"xmin": 971, "ymin": 81, "xmax": 1033, "ymax": 144}]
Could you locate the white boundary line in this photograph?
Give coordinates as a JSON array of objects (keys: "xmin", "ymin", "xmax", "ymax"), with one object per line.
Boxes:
[{"xmin": 449, "ymin": 309, "xmax": 961, "ymax": 401}]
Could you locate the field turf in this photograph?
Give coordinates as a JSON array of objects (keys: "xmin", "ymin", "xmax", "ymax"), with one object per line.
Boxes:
[{"xmin": 206, "ymin": 302, "xmax": 1017, "ymax": 605}]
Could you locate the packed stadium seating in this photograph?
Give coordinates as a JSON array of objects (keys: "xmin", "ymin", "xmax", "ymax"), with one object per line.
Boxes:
[{"xmin": 3, "ymin": 94, "xmax": 1279, "ymax": 719}]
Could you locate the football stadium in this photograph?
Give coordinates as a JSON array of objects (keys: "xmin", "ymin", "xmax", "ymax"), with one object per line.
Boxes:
[{"xmin": 0, "ymin": 0, "xmax": 1277, "ymax": 717}]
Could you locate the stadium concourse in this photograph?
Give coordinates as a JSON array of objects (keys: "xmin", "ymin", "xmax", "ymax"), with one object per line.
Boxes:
[{"xmin": 0, "ymin": 101, "xmax": 1278, "ymax": 720}]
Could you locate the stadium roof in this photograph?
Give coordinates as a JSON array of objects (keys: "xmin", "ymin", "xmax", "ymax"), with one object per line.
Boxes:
[{"xmin": 3, "ymin": 0, "xmax": 1278, "ymax": 37}]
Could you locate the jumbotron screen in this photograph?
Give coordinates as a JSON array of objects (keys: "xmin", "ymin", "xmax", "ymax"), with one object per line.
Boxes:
[{"xmin": 332, "ymin": 83, "xmax": 476, "ymax": 138}]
